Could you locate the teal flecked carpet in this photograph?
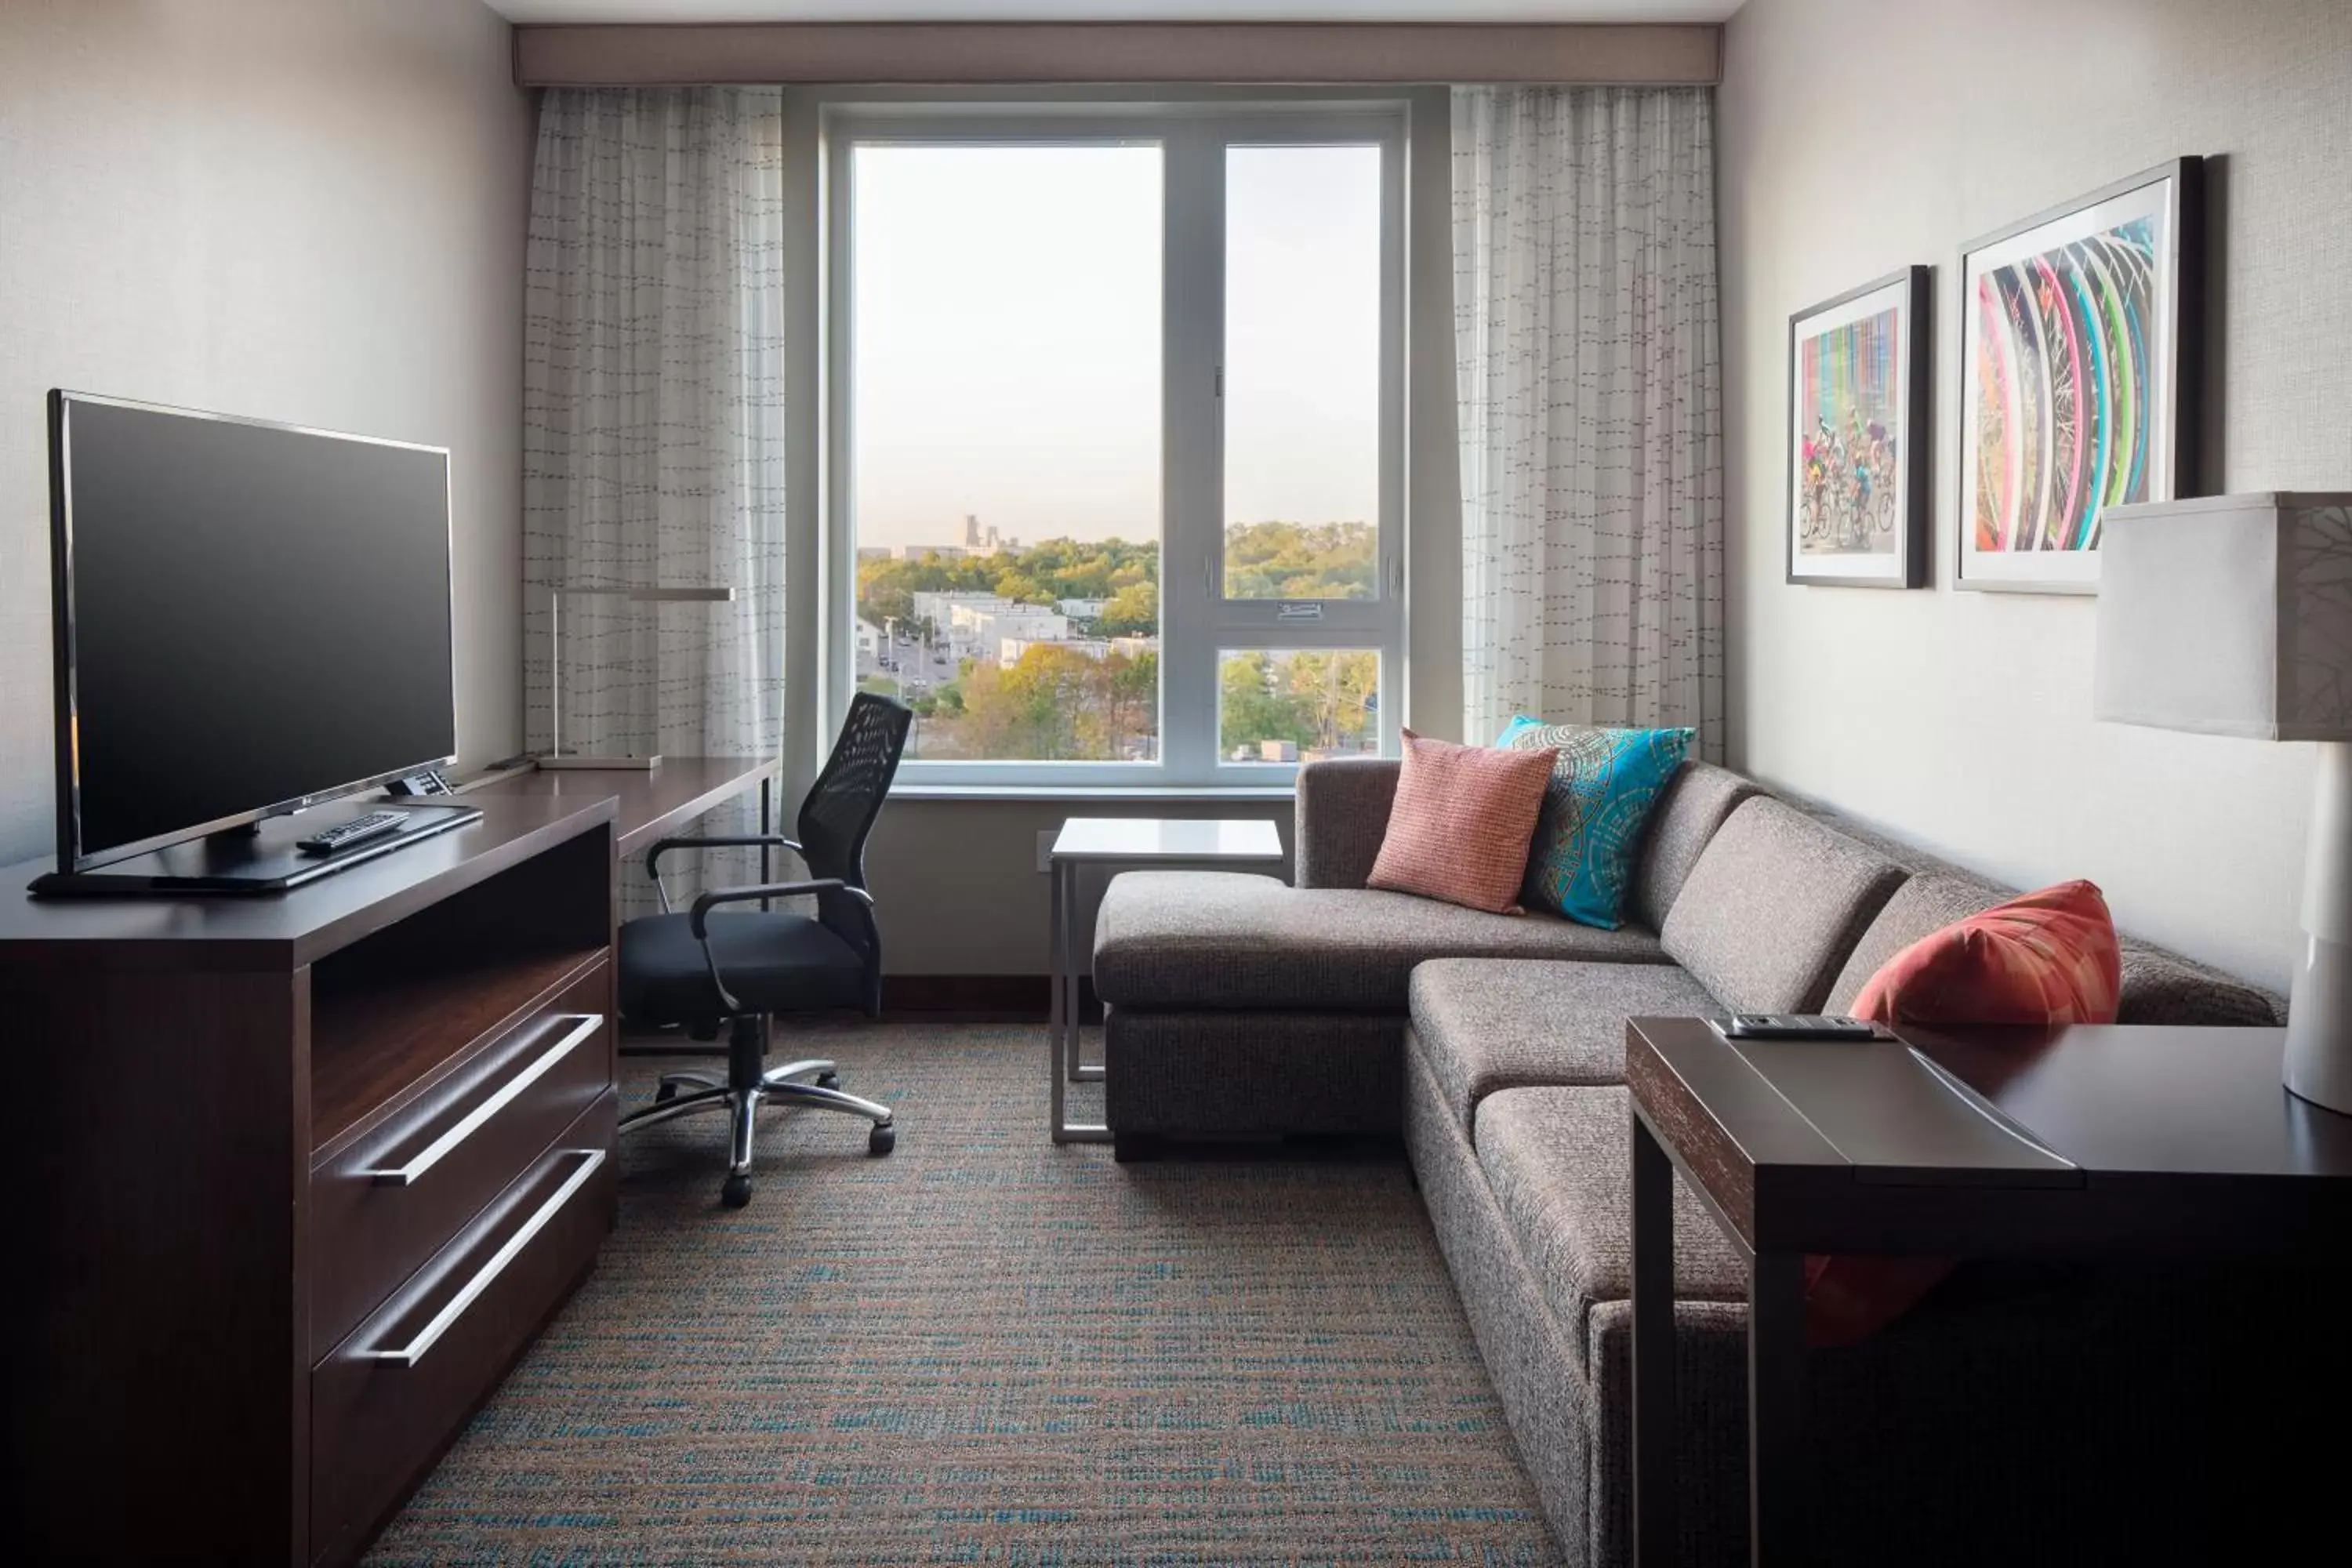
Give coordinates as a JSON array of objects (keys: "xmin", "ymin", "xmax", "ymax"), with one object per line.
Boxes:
[{"xmin": 366, "ymin": 1022, "xmax": 1562, "ymax": 1566}]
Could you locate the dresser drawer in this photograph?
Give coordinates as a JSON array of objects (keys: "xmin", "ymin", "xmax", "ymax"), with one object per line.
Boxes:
[
  {"xmin": 309, "ymin": 1090, "xmax": 616, "ymax": 1567},
  {"xmin": 310, "ymin": 961, "xmax": 612, "ymax": 1357}
]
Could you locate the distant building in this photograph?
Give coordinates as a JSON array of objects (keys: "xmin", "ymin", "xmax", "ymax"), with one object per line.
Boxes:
[
  {"xmin": 961, "ymin": 514, "xmax": 1018, "ymax": 555},
  {"xmin": 895, "ymin": 543, "xmax": 967, "ymax": 561},
  {"xmin": 956, "ymin": 604, "xmax": 1066, "ymax": 652},
  {"xmin": 1057, "ymin": 597, "xmax": 1108, "ymax": 619},
  {"xmin": 1258, "ymin": 740, "xmax": 1299, "ymax": 763},
  {"xmin": 855, "ymin": 546, "xmax": 893, "ymax": 564},
  {"xmin": 1001, "ymin": 635, "xmax": 1138, "ymax": 664},
  {"xmin": 855, "ymin": 619, "xmax": 884, "ymax": 659}
]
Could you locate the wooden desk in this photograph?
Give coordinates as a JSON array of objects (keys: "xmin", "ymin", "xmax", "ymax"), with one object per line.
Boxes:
[
  {"xmin": 464, "ymin": 754, "xmax": 779, "ymax": 858},
  {"xmin": 0, "ymin": 797, "xmax": 621, "ymax": 1566},
  {"xmin": 1623, "ymin": 1018, "xmax": 2352, "ymax": 1567}
]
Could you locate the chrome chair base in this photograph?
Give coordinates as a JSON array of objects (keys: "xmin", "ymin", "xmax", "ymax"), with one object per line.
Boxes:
[{"xmin": 620, "ymin": 1029, "xmax": 894, "ymax": 1207}]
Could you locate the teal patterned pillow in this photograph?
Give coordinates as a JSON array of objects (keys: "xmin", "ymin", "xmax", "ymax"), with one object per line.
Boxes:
[{"xmin": 1496, "ymin": 720, "xmax": 1694, "ymax": 930}]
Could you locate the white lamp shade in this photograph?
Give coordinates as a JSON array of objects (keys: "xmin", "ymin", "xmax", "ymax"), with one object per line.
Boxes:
[{"xmin": 2094, "ymin": 492, "xmax": 2352, "ymax": 742}]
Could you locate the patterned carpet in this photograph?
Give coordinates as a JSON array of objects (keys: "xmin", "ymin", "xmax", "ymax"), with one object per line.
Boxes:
[{"xmin": 368, "ymin": 1023, "xmax": 1561, "ymax": 1566}]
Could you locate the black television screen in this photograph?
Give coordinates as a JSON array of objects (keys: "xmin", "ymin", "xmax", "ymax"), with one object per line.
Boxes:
[{"xmin": 52, "ymin": 393, "xmax": 456, "ymax": 870}]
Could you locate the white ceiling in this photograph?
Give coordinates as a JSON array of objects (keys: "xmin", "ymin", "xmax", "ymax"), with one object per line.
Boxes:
[{"xmin": 486, "ymin": 2, "xmax": 1742, "ymax": 24}]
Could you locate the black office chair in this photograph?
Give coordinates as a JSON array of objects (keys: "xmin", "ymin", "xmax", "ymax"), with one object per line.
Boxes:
[{"xmin": 618, "ymin": 692, "xmax": 913, "ymax": 1206}]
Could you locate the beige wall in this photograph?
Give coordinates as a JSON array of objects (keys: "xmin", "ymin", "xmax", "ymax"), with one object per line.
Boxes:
[
  {"xmin": 1719, "ymin": 0, "xmax": 2351, "ymax": 989},
  {"xmin": 0, "ymin": 0, "xmax": 532, "ymax": 863}
]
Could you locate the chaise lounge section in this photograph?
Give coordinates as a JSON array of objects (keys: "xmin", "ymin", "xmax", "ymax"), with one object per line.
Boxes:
[{"xmin": 1094, "ymin": 755, "xmax": 2296, "ymax": 1564}]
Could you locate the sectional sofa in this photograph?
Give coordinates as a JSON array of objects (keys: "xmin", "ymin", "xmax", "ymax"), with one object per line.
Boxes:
[{"xmin": 1092, "ymin": 757, "xmax": 2310, "ymax": 1566}]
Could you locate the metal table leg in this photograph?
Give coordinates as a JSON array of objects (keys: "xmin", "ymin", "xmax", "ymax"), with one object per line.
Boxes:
[
  {"xmin": 1049, "ymin": 853, "xmax": 1110, "ymax": 1143},
  {"xmin": 1066, "ymin": 856, "xmax": 1104, "ymax": 1083}
]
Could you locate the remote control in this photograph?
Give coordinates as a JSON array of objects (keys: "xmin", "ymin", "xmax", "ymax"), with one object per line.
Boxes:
[
  {"xmin": 296, "ymin": 809, "xmax": 409, "ymax": 856},
  {"xmin": 1717, "ymin": 1014, "xmax": 1884, "ymax": 1041}
]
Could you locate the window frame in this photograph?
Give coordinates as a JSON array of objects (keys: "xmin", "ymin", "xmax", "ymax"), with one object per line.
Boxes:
[{"xmin": 823, "ymin": 100, "xmax": 1407, "ymax": 789}]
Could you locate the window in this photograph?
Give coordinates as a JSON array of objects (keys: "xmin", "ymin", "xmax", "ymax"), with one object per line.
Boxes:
[{"xmin": 828, "ymin": 107, "xmax": 1404, "ymax": 786}]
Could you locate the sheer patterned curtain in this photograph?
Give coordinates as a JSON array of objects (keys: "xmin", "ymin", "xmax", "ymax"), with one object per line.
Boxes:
[
  {"xmin": 522, "ymin": 88, "xmax": 788, "ymax": 910},
  {"xmin": 1452, "ymin": 86, "xmax": 1724, "ymax": 760}
]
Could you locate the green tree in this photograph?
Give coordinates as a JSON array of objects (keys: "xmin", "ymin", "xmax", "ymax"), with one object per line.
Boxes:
[{"xmin": 1094, "ymin": 579, "xmax": 1158, "ymax": 637}]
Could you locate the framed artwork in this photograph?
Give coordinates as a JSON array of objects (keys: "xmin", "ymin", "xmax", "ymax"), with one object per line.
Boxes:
[
  {"xmin": 1786, "ymin": 266, "xmax": 1931, "ymax": 587},
  {"xmin": 1957, "ymin": 158, "xmax": 2205, "ymax": 593}
]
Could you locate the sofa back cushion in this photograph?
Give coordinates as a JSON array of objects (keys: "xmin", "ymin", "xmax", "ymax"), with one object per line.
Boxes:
[
  {"xmin": 1660, "ymin": 798, "xmax": 1907, "ymax": 1013},
  {"xmin": 1628, "ymin": 761, "xmax": 1764, "ymax": 933},
  {"xmin": 1294, "ymin": 757, "xmax": 1402, "ymax": 890}
]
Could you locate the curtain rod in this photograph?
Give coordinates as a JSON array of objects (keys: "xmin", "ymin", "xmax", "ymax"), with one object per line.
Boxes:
[{"xmin": 511, "ymin": 22, "xmax": 1722, "ymax": 89}]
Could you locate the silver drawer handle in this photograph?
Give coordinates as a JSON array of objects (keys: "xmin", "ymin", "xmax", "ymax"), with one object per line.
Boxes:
[
  {"xmin": 361, "ymin": 1147, "xmax": 604, "ymax": 1368},
  {"xmin": 361, "ymin": 1014, "xmax": 603, "ymax": 1187}
]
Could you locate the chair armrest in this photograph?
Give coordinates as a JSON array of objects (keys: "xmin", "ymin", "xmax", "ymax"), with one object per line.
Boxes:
[
  {"xmin": 1294, "ymin": 757, "xmax": 1403, "ymax": 889},
  {"xmin": 688, "ymin": 879, "xmax": 874, "ymax": 939},
  {"xmin": 646, "ymin": 833, "xmax": 798, "ymax": 881}
]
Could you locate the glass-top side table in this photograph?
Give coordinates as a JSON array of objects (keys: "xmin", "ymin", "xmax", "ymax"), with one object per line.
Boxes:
[{"xmin": 1047, "ymin": 817, "xmax": 1287, "ymax": 1143}]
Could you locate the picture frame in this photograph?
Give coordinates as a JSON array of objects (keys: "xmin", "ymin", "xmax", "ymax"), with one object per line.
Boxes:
[
  {"xmin": 1786, "ymin": 265, "xmax": 1932, "ymax": 588},
  {"xmin": 1956, "ymin": 158, "xmax": 2205, "ymax": 593}
]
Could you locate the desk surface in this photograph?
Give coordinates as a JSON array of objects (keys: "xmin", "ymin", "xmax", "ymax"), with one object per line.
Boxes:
[{"xmin": 466, "ymin": 755, "xmax": 778, "ymax": 858}]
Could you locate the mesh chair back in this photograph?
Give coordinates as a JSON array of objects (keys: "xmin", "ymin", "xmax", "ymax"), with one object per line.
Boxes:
[{"xmin": 798, "ymin": 691, "xmax": 913, "ymax": 891}]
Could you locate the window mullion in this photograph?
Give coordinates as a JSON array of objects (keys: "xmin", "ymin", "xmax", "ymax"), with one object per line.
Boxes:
[{"xmin": 1158, "ymin": 122, "xmax": 1225, "ymax": 785}]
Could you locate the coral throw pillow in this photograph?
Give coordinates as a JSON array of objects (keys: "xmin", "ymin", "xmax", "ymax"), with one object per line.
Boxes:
[
  {"xmin": 1807, "ymin": 880, "xmax": 2122, "ymax": 1348},
  {"xmin": 1495, "ymin": 719, "xmax": 1694, "ymax": 930},
  {"xmin": 1366, "ymin": 729, "xmax": 1557, "ymax": 914},
  {"xmin": 1847, "ymin": 880, "xmax": 2123, "ymax": 1030}
]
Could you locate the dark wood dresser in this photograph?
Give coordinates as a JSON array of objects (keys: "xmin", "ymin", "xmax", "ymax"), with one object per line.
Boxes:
[{"xmin": 0, "ymin": 795, "xmax": 621, "ymax": 1565}]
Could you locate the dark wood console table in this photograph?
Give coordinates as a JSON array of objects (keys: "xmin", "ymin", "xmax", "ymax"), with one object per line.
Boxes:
[
  {"xmin": 0, "ymin": 796, "xmax": 620, "ymax": 1565},
  {"xmin": 1624, "ymin": 1017, "xmax": 2352, "ymax": 1567}
]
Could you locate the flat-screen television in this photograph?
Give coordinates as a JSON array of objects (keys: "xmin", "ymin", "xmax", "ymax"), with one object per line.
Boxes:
[{"xmin": 45, "ymin": 390, "xmax": 458, "ymax": 876}]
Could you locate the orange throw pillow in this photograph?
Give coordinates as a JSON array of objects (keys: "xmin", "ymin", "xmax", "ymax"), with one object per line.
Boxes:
[
  {"xmin": 1809, "ymin": 880, "xmax": 2122, "ymax": 1348},
  {"xmin": 1366, "ymin": 729, "xmax": 1557, "ymax": 914},
  {"xmin": 1848, "ymin": 879, "xmax": 2123, "ymax": 1029}
]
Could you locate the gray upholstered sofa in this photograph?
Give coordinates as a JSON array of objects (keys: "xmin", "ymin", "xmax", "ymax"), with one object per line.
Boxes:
[{"xmin": 1093, "ymin": 756, "xmax": 2308, "ymax": 1566}]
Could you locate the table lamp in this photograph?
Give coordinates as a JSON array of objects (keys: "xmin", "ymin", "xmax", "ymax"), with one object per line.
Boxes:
[
  {"xmin": 543, "ymin": 585, "xmax": 737, "ymax": 770},
  {"xmin": 2094, "ymin": 493, "xmax": 2352, "ymax": 1111}
]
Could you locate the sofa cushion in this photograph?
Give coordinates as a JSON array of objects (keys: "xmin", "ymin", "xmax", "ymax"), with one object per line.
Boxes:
[
  {"xmin": 2116, "ymin": 938, "xmax": 2285, "ymax": 1026},
  {"xmin": 1094, "ymin": 873, "xmax": 1670, "ymax": 1012},
  {"xmin": 1293, "ymin": 757, "xmax": 1401, "ymax": 890},
  {"xmin": 1825, "ymin": 874, "xmax": 2009, "ymax": 1014},
  {"xmin": 1408, "ymin": 958, "xmax": 1720, "ymax": 1130},
  {"xmin": 1473, "ymin": 1084, "xmax": 1748, "ymax": 1373},
  {"xmin": 1628, "ymin": 760, "xmax": 1765, "ymax": 933},
  {"xmin": 1659, "ymin": 797, "xmax": 1906, "ymax": 1014}
]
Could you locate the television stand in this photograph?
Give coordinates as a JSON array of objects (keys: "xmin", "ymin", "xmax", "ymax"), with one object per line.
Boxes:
[
  {"xmin": 28, "ymin": 800, "xmax": 481, "ymax": 896},
  {"xmin": 0, "ymin": 793, "xmax": 619, "ymax": 1566}
]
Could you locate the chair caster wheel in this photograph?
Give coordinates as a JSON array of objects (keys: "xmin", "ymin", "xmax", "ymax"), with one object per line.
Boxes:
[
  {"xmin": 655, "ymin": 1082, "xmax": 678, "ymax": 1105},
  {"xmin": 868, "ymin": 1123, "xmax": 896, "ymax": 1156},
  {"xmin": 721, "ymin": 1174, "xmax": 752, "ymax": 1207},
  {"xmin": 817, "ymin": 1071, "xmax": 840, "ymax": 1089}
]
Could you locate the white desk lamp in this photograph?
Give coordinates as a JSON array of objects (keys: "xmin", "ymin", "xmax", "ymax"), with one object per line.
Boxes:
[
  {"xmin": 543, "ymin": 585, "xmax": 738, "ymax": 771},
  {"xmin": 2095, "ymin": 494, "xmax": 2352, "ymax": 1111}
]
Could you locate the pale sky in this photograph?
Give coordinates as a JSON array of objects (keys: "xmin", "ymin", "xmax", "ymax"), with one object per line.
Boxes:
[{"xmin": 851, "ymin": 142, "xmax": 1381, "ymax": 549}]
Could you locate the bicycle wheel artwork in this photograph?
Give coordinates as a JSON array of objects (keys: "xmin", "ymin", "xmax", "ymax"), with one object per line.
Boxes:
[
  {"xmin": 1958, "ymin": 159, "xmax": 2205, "ymax": 593},
  {"xmin": 1787, "ymin": 267, "xmax": 1930, "ymax": 588}
]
